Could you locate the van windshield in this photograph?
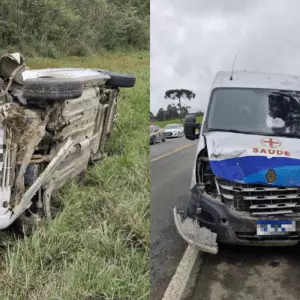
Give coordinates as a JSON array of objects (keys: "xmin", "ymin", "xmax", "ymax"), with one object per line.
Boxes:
[{"xmin": 207, "ymin": 88, "xmax": 300, "ymax": 137}]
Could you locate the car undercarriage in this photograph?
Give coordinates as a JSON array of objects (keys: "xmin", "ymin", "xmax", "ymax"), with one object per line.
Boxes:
[{"xmin": 0, "ymin": 52, "xmax": 136, "ymax": 231}]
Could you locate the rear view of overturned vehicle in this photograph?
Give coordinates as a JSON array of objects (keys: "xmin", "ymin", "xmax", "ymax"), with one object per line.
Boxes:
[
  {"xmin": 175, "ymin": 70, "xmax": 300, "ymax": 254},
  {"xmin": 0, "ymin": 53, "xmax": 135, "ymax": 230}
]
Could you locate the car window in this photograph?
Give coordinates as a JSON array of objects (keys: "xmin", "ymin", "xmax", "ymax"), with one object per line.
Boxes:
[{"xmin": 165, "ymin": 124, "xmax": 178, "ymax": 129}]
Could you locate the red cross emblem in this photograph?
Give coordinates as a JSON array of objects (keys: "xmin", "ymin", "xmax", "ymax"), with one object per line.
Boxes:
[{"xmin": 261, "ymin": 137, "xmax": 281, "ymax": 148}]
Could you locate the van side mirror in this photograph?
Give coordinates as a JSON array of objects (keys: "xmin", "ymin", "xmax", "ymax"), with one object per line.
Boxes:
[{"xmin": 184, "ymin": 114, "xmax": 201, "ymax": 140}]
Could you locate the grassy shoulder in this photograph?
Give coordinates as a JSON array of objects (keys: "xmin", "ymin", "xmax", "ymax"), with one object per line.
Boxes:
[
  {"xmin": 0, "ymin": 51, "xmax": 149, "ymax": 300},
  {"xmin": 155, "ymin": 116, "xmax": 202, "ymax": 128}
]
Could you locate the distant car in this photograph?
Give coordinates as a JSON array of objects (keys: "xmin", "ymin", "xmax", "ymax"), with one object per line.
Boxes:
[
  {"xmin": 150, "ymin": 125, "xmax": 166, "ymax": 144},
  {"xmin": 164, "ymin": 123, "xmax": 184, "ymax": 138}
]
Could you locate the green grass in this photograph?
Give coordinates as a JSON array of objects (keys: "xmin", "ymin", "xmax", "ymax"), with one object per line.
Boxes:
[
  {"xmin": 0, "ymin": 51, "xmax": 149, "ymax": 300},
  {"xmin": 156, "ymin": 116, "xmax": 202, "ymax": 128}
]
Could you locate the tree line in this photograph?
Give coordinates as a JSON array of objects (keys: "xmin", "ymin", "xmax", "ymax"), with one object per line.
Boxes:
[
  {"xmin": 151, "ymin": 88, "xmax": 203, "ymax": 122},
  {"xmin": 0, "ymin": 0, "xmax": 149, "ymax": 57},
  {"xmin": 151, "ymin": 107, "xmax": 204, "ymax": 122}
]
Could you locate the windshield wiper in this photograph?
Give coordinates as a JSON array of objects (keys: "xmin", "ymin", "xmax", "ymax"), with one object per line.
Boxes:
[{"xmin": 207, "ymin": 128, "xmax": 259, "ymax": 135}]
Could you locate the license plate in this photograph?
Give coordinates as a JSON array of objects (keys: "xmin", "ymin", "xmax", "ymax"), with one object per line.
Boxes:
[{"xmin": 256, "ymin": 220, "xmax": 296, "ymax": 235}]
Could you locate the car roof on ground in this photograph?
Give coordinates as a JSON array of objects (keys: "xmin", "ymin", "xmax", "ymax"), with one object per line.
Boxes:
[{"xmin": 212, "ymin": 71, "xmax": 300, "ymax": 91}]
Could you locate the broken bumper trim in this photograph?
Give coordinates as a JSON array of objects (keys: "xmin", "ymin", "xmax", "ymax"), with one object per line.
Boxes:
[{"xmin": 173, "ymin": 207, "xmax": 218, "ymax": 254}]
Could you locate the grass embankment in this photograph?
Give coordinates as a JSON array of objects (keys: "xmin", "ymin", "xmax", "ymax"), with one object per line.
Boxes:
[
  {"xmin": 156, "ymin": 116, "xmax": 202, "ymax": 128},
  {"xmin": 0, "ymin": 51, "xmax": 149, "ymax": 300}
]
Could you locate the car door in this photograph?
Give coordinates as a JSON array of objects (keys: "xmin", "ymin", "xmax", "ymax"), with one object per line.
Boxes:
[
  {"xmin": 154, "ymin": 125, "xmax": 162, "ymax": 140},
  {"xmin": 179, "ymin": 125, "xmax": 183, "ymax": 135},
  {"xmin": 150, "ymin": 126, "xmax": 155, "ymax": 137}
]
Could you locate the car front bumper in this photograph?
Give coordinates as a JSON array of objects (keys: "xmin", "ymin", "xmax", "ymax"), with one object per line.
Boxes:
[
  {"xmin": 174, "ymin": 184, "xmax": 300, "ymax": 254},
  {"xmin": 165, "ymin": 132, "xmax": 179, "ymax": 138}
]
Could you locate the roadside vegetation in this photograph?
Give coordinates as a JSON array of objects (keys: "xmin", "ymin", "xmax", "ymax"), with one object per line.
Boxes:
[
  {"xmin": 0, "ymin": 0, "xmax": 149, "ymax": 57},
  {"xmin": 0, "ymin": 52, "xmax": 149, "ymax": 299}
]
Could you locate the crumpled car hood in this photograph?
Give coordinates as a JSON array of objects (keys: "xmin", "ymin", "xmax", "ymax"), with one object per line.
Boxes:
[{"xmin": 205, "ymin": 131, "xmax": 300, "ymax": 186}]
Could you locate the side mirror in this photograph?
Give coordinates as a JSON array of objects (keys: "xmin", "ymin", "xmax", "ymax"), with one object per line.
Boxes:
[{"xmin": 184, "ymin": 114, "xmax": 201, "ymax": 140}]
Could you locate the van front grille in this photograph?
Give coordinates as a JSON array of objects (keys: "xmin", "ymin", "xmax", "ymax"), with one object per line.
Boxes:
[{"xmin": 217, "ymin": 178, "xmax": 300, "ymax": 216}]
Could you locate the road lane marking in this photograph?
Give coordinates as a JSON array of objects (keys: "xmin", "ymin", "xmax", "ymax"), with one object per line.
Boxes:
[
  {"xmin": 162, "ymin": 245, "xmax": 203, "ymax": 300},
  {"xmin": 150, "ymin": 143, "xmax": 195, "ymax": 163}
]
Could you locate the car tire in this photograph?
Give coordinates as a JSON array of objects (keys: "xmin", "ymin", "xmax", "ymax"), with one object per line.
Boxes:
[
  {"xmin": 150, "ymin": 135, "xmax": 155, "ymax": 145},
  {"xmin": 23, "ymin": 78, "xmax": 84, "ymax": 101},
  {"xmin": 99, "ymin": 71, "xmax": 136, "ymax": 88}
]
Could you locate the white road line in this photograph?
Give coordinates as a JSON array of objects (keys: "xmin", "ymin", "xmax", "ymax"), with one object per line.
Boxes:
[
  {"xmin": 150, "ymin": 142, "xmax": 195, "ymax": 163},
  {"xmin": 162, "ymin": 245, "xmax": 203, "ymax": 300}
]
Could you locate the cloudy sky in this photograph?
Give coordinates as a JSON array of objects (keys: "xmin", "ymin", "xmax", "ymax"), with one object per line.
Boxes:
[{"xmin": 150, "ymin": 0, "xmax": 300, "ymax": 115}]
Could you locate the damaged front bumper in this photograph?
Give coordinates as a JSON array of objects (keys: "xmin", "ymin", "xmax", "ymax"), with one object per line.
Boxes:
[
  {"xmin": 174, "ymin": 207, "xmax": 218, "ymax": 254},
  {"xmin": 174, "ymin": 184, "xmax": 300, "ymax": 254}
]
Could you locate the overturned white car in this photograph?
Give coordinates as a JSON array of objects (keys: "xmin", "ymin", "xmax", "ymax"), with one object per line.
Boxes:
[{"xmin": 0, "ymin": 53, "xmax": 136, "ymax": 230}]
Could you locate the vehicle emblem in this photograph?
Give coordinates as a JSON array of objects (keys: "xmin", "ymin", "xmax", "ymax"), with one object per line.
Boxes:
[
  {"xmin": 266, "ymin": 169, "xmax": 276, "ymax": 183},
  {"xmin": 261, "ymin": 137, "xmax": 281, "ymax": 148}
]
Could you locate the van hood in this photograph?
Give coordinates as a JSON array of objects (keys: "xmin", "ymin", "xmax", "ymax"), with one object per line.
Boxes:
[{"xmin": 205, "ymin": 131, "xmax": 300, "ymax": 186}]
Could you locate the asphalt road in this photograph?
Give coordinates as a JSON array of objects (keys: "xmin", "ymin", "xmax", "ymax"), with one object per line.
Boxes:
[
  {"xmin": 192, "ymin": 244, "xmax": 300, "ymax": 300},
  {"xmin": 151, "ymin": 136, "xmax": 300, "ymax": 300},
  {"xmin": 150, "ymin": 137, "xmax": 197, "ymax": 300},
  {"xmin": 150, "ymin": 136, "xmax": 193, "ymax": 160}
]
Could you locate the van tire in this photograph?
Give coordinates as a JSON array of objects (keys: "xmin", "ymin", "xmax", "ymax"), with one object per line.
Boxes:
[{"xmin": 23, "ymin": 78, "xmax": 84, "ymax": 101}]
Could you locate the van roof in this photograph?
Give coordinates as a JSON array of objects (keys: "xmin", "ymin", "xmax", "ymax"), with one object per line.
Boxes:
[{"xmin": 211, "ymin": 71, "xmax": 300, "ymax": 91}]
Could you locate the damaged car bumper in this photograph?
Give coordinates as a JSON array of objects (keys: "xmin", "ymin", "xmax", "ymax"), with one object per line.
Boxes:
[{"xmin": 175, "ymin": 184, "xmax": 300, "ymax": 254}]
